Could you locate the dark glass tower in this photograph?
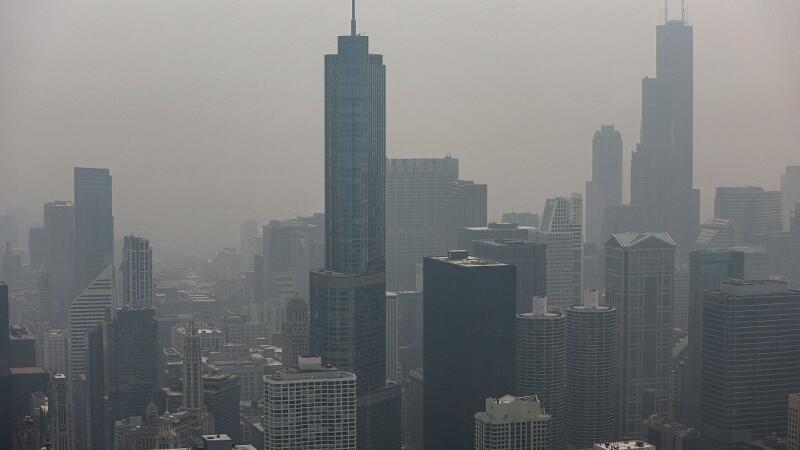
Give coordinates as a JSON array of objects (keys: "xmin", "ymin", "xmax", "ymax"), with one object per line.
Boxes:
[
  {"xmin": 310, "ymin": 4, "xmax": 400, "ymax": 448},
  {"xmin": 74, "ymin": 167, "xmax": 113, "ymax": 291},
  {"xmin": 109, "ymin": 307, "xmax": 159, "ymax": 422},
  {"xmin": 586, "ymin": 125, "xmax": 623, "ymax": 246},
  {"xmin": 423, "ymin": 251, "xmax": 516, "ymax": 450},
  {"xmin": 630, "ymin": 16, "xmax": 699, "ymax": 249}
]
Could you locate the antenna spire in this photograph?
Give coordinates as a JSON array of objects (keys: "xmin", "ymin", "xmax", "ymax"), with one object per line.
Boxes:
[{"xmin": 351, "ymin": 0, "xmax": 357, "ymax": 36}]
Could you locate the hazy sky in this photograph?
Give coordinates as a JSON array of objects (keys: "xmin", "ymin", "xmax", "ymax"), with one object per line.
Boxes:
[{"xmin": 1, "ymin": 0, "xmax": 798, "ymax": 256}]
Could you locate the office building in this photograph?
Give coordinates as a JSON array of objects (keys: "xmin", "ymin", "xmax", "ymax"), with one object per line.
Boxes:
[
  {"xmin": 74, "ymin": 167, "xmax": 113, "ymax": 291},
  {"xmin": 240, "ymin": 219, "xmax": 261, "ymax": 270},
  {"xmin": 643, "ymin": 415, "xmax": 701, "ymax": 450},
  {"xmin": 386, "ymin": 292, "xmax": 399, "ymax": 382},
  {"xmin": 403, "ymin": 368, "xmax": 423, "ymax": 450},
  {"xmin": 789, "ymin": 393, "xmax": 800, "ymax": 450},
  {"xmin": 42, "ymin": 329, "xmax": 68, "ymax": 377},
  {"xmin": 263, "ymin": 356, "xmax": 357, "ymax": 450},
  {"xmin": 203, "ymin": 373, "xmax": 241, "ymax": 442},
  {"xmin": 437, "ymin": 180, "xmax": 489, "ymax": 253},
  {"xmin": 695, "ymin": 217, "xmax": 736, "ymax": 249},
  {"xmin": 386, "ymin": 157, "xmax": 459, "ymax": 290},
  {"xmin": 68, "ymin": 264, "xmax": 113, "ymax": 381},
  {"xmin": 281, "ymin": 294, "xmax": 310, "ymax": 369},
  {"xmin": 121, "ymin": 236, "xmax": 152, "ymax": 308},
  {"xmin": 182, "ymin": 321, "xmax": 204, "ymax": 411},
  {"xmin": 782, "ymin": 166, "xmax": 800, "ymax": 230},
  {"xmin": 0, "ymin": 282, "xmax": 7, "ymax": 360},
  {"xmin": 606, "ymin": 232, "xmax": 675, "ymax": 437},
  {"xmin": 586, "ymin": 125, "xmax": 623, "ymax": 246},
  {"xmin": 701, "ymin": 280, "xmax": 800, "ymax": 449},
  {"xmin": 474, "ymin": 239, "xmax": 546, "ymax": 314},
  {"xmin": 458, "ymin": 223, "xmax": 534, "ymax": 253},
  {"xmin": 531, "ymin": 194, "xmax": 583, "ymax": 310},
  {"xmin": 109, "ymin": 307, "xmax": 159, "ymax": 421},
  {"xmin": 673, "ymin": 263, "xmax": 689, "ymax": 330},
  {"xmin": 714, "ymin": 186, "xmax": 782, "ymax": 244},
  {"xmin": 501, "ymin": 212, "xmax": 539, "ymax": 228},
  {"xmin": 43, "ymin": 201, "xmax": 77, "ymax": 319},
  {"xmin": 423, "ymin": 251, "xmax": 516, "ymax": 450},
  {"xmin": 685, "ymin": 249, "xmax": 744, "ymax": 427},
  {"xmin": 28, "ymin": 227, "xmax": 46, "ymax": 269},
  {"xmin": 474, "ymin": 395, "xmax": 551, "ymax": 450},
  {"xmin": 565, "ymin": 290, "xmax": 617, "ymax": 449},
  {"xmin": 515, "ymin": 297, "xmax": 566, "ymax": 450},
  {"xmin": 51, "ymin": 373, "xmax": 74, "ymax": 450},
  {"xmin": 261, "ymin": 215, "xmax": 324, "ymax": 301},
  {"xmin": 113, "ymin": 412, "xmax": 159, "ymax": 450},
  {"xmin": 630, "ymin": 15, "xmax": 699, "ymax": 248},
  {"xmin": 396, "ymin": 290, "xmax": 423, "ymax": 376}
]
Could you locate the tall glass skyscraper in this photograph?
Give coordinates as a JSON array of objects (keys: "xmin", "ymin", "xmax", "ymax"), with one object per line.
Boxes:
[
  {"xmin": 74, "ymin": 167, "xmax": 113, "ymax": 291},
  {"xmin": 310, "ymin": 4, "xmax": 400, "ymax": 448}
]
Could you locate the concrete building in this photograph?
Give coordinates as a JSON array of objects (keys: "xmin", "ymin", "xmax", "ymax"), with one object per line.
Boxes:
[
  {"xmin": 701, "ymin": 280, "xmax": 800, "ymax": 449},
  {"xmin": 515, "ymin": 297, "xmax": 566, "ymax": 450},
  {"xmin": 474, "ymin": 395, "xmax": 551, "ymax": 450},
  {"xmin": 182, "ymin": 321, "xmax": 204, "ymax": 411},
  {"xmin": 781, "ymin": 166, "xmax": 800, "ymax": 230},
  {"xmin": 51, "ymin": 373, "xmax": 74, "ymax": 450},
  {"xmin": 685, "ymin": 249, "xmax": 744, "ymax": 427},
  {"xmin": 789, "ymin": 392, "xmax": 800, "ymax": 450},
  {"xmin": 68, "ymin": 264, "xmax": 113, "ymax": 381},
  {"xmin": 263, "ymin": 356, "xmax": 357, "ymax": 450},
  {"xmin": 74, "ymin": 167, "xmax": 114, "ymax": 292},
  {"xmin": 630, "ymin": 17, "xmax": 699, "ymax": 249},
  {"xmin": 386, "ymin": 291, "xmax": 399, "ymax": 382},
  {"xmin": 203, "ymin": 373, "xmax": 241, "ymax": 442},
  {"xmin": 423, "ymin": 251, "xmax": 516, "ymax": 450},
  {"xmin": 42, "ymin": 329, "xmax": 68, "ymax": 377},
  {"xmin": 240, "ymin": 219, "xmax": 262, "ymax": 270},
  {"xmin": 473, "ymin": 239, "xmax": 546, "ymax": 314},
  {"xmin": 565, "ymin": 290, "xmax": 617, "ymax": 449},
  {"xmin": 458, "ymin": 223, "xmax": 534, "ymax": 253},
  {"xmin": 531, "ymin": 194, "xmax": 583, "ymax": 310},
  {"xmin": 586, "ymin": 125, "xmax": 624, "ymax": 246},
  {"xmin": 714, "ymin": 186, "xmax": 783, "ymax": 245},
  {"xmin": 280, "ymin": 294, "xmax": 310, "ymax": 369},
  {"xmin": 121, "ymin": 236, "xmax": 152, "ymax": 308},
  {"xmin": 606, "ymin": 233, "xmax": 675, "ymax": 437}
]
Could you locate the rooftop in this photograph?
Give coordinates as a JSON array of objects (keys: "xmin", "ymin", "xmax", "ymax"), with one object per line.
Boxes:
[
  {"xmin": 430, "ymin": 251, "xmax": 506, "ymax": 267},
  {"xmin": 609, "ymin": 232, "xmax": 675, "ymax": 248},
  {"xmin": 718, "ymin": 279, "xmax": 796, "ymax": 297},
  {"xmin": 593, "ymin": 441, "xmax": 655, "ymax": 450}
]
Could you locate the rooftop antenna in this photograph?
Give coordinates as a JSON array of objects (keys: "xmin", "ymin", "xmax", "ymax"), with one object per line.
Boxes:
[{"xmin": 351, "ymin": 0, "xmax": 357, "ymax": 36}]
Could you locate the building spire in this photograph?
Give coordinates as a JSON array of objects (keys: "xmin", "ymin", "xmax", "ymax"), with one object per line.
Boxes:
[{"xmin": 351, "ymin": 0, "xmax": 357, "ymax": 36}]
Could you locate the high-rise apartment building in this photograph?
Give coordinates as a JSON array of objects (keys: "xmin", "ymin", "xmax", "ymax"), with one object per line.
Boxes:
[
  {"xmin": 515, "ymin": 297, "xmax": 566, "ymax": 450},
  {"xmin": 781, "ymin": 166, "xmax": 800, "ymax": 230},
  {"xmin": 586, "ymin": 125, "xmax": 623, "ymax": 246},
  {"xmin": 685, "ymin": 249, "xmax": 744, "ymax": 427},
  {"xmin": 701, "ymin": 280, "xmax": 800, "ymax": 450},
  {"xmin": 68, "ymin": 264, "xmax": 113, "ymax": 381},
  {"xmin": 203, "ymin": 373, "xmax": 241, "ymax": 442},
  {"xmin": 474, "ymin": 395, "xmax": 551, "ymax": 450},
  {"xmin": 109, "ymin": 307, "xmax": 159, "ymax": 421},
  {"xmin": 386, "ymin": 157, "xmax": 459, "ymax": 290},
  {"xmin": 473, "ymin": 239, "xmax": 546, "ymax": 315},
  {"xmin": 423, "ymin": 251, "xmax": 516, "ymax": 450},
  {"xmin": 789, "ymin": 393, "xmax": 800, "ymax": 450},
  {"xmin": 50, "ymin": 373, "xmax": 74, "ymax": 450},
  {"xmin": 565, "ymin": 290, "xmax": 617, "ymax": 449},
  {"xmin": 74, "ymin": 168, "xmax": 113, "ymax": 292},
  {"xmin": 531, "ymin": 194, "xmax": 583, "ymax": 310},
  {"xmin": 714, "ymin": 186, "xmax": 782, "ymax": 244},
  {"xmin": 121, "ymin": 236, "xmax": 152, "ymax": 308},
  {"xmin": 263, "ymin": 356, "xmax": 357, "ymax": 450},
  {"xmin": 606, "ymin": 232, "xmax": 675, "ymax": 437},
  {"xmin": 630, "ymin": 16, "xmax": 699, "ymax": 248},
  {"xmin": 281, "ymin": 294, "xmax": 310, "ymax": 369},
  {"xmin": 311, "ymin": 6, "xmax": 400, "ymax": 448}
]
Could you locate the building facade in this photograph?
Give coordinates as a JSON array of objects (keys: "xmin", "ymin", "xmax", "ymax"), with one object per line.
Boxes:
[
  {"xmin": 121, "ymin": 236, "xmax": 152, "ymax": 308},
  {"xmin": 473, "ymin": 239, "xmax": 546, "ymax": 315},
  {"xmin": 74, "ymin": 167, "xmax": 113, "ymax": 292},
  {"xmin": 474, "ymin": 395, "xmax": 551, "ymax": 450},
  {"xmin": 586, "ymin": 125, "xmax": 623, "ymax": 246},
  {"xmin": 714, "ymin": 186, "xmax": 782, "ymax": 244},
  {"xmin": 68, "ymin": 264, "xmax": 113, "ymax": 381}
]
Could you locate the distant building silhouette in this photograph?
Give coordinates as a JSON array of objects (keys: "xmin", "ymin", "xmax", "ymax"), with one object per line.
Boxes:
[
  {"xmin": 74, "ymin": 168, "xmax": 113, "ymax": 292},
  {"xmin": 586, "ymin": 125, "xmax": 623, "ymax": 246},
  {"xmin": 714, "ymin": 186, "xmax": 782, "ymax": 245}
]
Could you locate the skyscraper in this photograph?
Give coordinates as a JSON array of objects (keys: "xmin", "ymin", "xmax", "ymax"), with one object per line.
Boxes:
[
  {"xmin": 565, "ymin": 290, "xmax": 617, "ymax": 449},
  {"xmin": 109, "ymin": 307, "xmax": 159, "ymax": 421},
  {"xmin": 182, "ymin": 321, "xmax": 203, "ymax": 411},
  {"xmin": 586, "ymin": 125, "xmax": 623, "ymax": 246},
  {"xmin": 42, "ymin": 329, "xmax": 68, "ymax": 377},
  {"xmin": 630, "ymin": 15, "xmax": 699, "ymax": 248},
  {"xmin": 281, "ymin": 294, "xmax": 310, "ymax": 369},
  {"xmin": 531, "ymin": 194, "xmax": 583, "ymax": 310},
  {"xmin": 474, "ymin": 395, "xmax": 551, "ymax": 450},
  {"xmin": 203, "ymin": 373, "xmax": 241, "ymax": 442},
  {"xmin": 385, "ymin": 291, "xmax": 399, "ymax": 382},
  {"xmin": 605, "ymin": 232, "xmax": 675, "ymax": 437},
  {"xmin": 51, "ymin": 373, "xmax": 74, "ymax": 450},
  {"xmin": 68, "ymin": 264, "xmax": 113, "ymax": 381},
  {"xmin": 0, "ymin": 282, "xmax": 7, "ymax": 360},
  {"xmin": 43, "ymin": 200, "xmax": 76, "ymax": 319},
  {"xmin": 515, "ymin": 297, "xmax": 566, "ymax": 450},
  {"xmin": 121, "ymin": 236, "xmax": 152, "ymax": 308},
  {"xmin": 789, "ymin": 393, "xmax": 800, "ymax": 450},
  {"xmin": 263, "ymin": 356, "xmax": 357, "ymax": 450},
  {"xmin": 701, "ymin": 280, "xmax": 800, "ymax": 449},
  {"xmin": 685, "ymin": 249, "xmax": 745, "ymax": 427},
  {"xmin": 423, "ymin": 251, "xmax": 516, "ymax": 450},
  {"xmin": 781, "ymin": 166, "xmax": 800, "ymax": 230},
  {"xmin": 473, "ymin": 239, "xmax": 546, "ymax": 314},
  {"xmin": 310, "ymin": 4, "xmax": 400, "ymax": 448},
  {"xmin": 714, "ymin": 186, "xmax": 783, "ymax": 244},
  {"xmin": 74, "ymin": 168, "xmax": 113, "ymax": 292}
]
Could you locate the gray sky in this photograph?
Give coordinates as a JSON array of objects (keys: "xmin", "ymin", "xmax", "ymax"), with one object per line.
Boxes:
[{"xmin": 1, "ymin": 0, "xmax": 798, "ymax": 255}]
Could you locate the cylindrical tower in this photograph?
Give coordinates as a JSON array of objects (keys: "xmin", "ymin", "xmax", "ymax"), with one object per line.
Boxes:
[
  {"xmin": 565, "ymin": 290, "xmax": 618, "ymax": 449},
  {"xmin": 516, "ymin": 297, "xmax": 567, "ymax": 450}
]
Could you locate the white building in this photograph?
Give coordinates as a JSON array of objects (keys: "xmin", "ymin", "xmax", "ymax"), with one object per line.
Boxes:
[
  {"xmin": 42, "ymin": 329, "xmax": 68, "ymax": 376},
  {"xmin": 121, "ymin": 235, "xmax": 152, "ymax": 308},
  {"xmin": 68, "ymin": 264, "xmax": 113, "ymax": 380},
  {"xmin": 474, "ymin": 395, "xmax": 550, "ymax": 450},
  {"xmin": 264, "ymin": 356, "xmax": 357, "ymax": 449}
]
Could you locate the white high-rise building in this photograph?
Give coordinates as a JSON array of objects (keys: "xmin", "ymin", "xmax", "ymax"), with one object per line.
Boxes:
[
  {"xmin": 474, "ymin": 395, "xmax": 551, "ymax": 450},
  {"xmin": 264, "ymin": 356, "xmax": 357, "ymax": 450},
  {"xmin": 531, "ymin": 194, "xmax": 583, "ymax": 310},
  {"xmin": 51, "ymin": 373, "xmax": 74, "ymax": 450},
  {"xmin": 42, "ymin": 329, "xmax": 69, "ymax": 376},
  {"xmin": 68, "ymin": 264, "xmax": 113, "ymax": 380},
  {"xmin": 121, "ymin": 235, "xmax": 152, "ymax": 308}
]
